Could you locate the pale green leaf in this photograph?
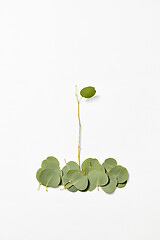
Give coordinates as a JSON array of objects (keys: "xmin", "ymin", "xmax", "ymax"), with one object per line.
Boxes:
[
  {"xmin": 82, "ymin": 158, "xmax": 104, "ymax": 175},
  {"xmin": 70, "ymin": 172, "xmax": 88, "ymax": 191},
  {"xmin": 67, "ymin": 169, "xmax": 80, "ymax": 179},
  {"xmin": 117, "ymin": 181, "xmax": 127, "ymax": 188},
  {"xmin": 41, "ymin": 156, "xmax": 59, "ymax": 169},
  {"xmin": 62, "ymin": 161, "xmax": 79, "ymax": 175},
  {"xmin": 67, "ymin": 185, "xmax": 78, "ymax": 193},
  {"xmin": 102, "ymin": 158, "xmax": 117, "ymax": 172},
  {"xmin": 39, "ymin": 169, "xmax": 61, "ymax": 188},
  {"xmin": 101, "ymin": 177, "xmax": 117, "ymax": 194},
  {"xmin": 109, "ymin": 165, "xmax": 128, "ymax": 183},
  {"xmin": 88, "ymin": 169, "xmax": 108, "ymax": 187},
  {"xmin": 36, "ymin": 168, "xmax": 43, "ymax": 183}
]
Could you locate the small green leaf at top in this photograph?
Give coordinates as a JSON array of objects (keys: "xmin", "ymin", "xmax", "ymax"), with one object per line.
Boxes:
[{"xmin": 80, "ymin": 86, "xmax": 96, "ymax": 98}]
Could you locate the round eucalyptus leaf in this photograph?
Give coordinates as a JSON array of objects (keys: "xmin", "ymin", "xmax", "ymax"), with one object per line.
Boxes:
[
  {"xmin": 88, "ymin": 170, "xmax": 108, "ymax": 187},
  {"xmin": 102, "ymin": 158, "xmax": 117, "ymax": 172},
  {"xmin": 80, "ymin": 86, "xmax": 96, "ymax": 98},
  {"xmin": 70, "ymin": 172, "xmax": 88, "ymax": 191},
  {"xmin": 39, "ymin": 169, "xmax": 61, "ymax": 188},
  {"xmin": 62, "ymin": 161, "xmax": 79, "ymax": 175},
  {"xmin": 88, "ymin": 184, "xmax": 96, "ymax": 192},
  {"xmin": 67, "ymin": 169, "xmax": 80, "ymax": 180},
  {"xmin": 67, "ymin": 185, "xmax": 78, "ymax": 193},
  {"xmin": 117, "ymin": 181, "xmax": 127, "ymax": 188},
  {"xmin": 101, "ymin": 178, "xmax": 117, "ymax": 194},
  {"xmin": 62, "ymin": 173, "xmax": 75, "ymax": 189},
  {"xmin": 82, "ymin": 158, "xmax": 104, "ymax": 175},
  {"xmin": 109, "ymin": 165, "xmax": 128, "ymax": 183},
  {"xmin": 62, "ymin": 174, "xmax": 68, "ymax": 186},
  {"xmin": 41, "ymin": 156, "xmax": 59, "ymax": 169},
  {"xmin": 36, "ymin": 168, "xmax": 43, "ymax": 183}
]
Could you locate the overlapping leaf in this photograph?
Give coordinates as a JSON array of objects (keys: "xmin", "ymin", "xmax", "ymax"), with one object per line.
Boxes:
[
  {"xmin": 36, "ymin": 157, "xmax": 129, "ymax": 194},
  {"xmin": 36, "ymin": 156, "xmax": 62, "ymax": 189},
  {"xmin": 117, "ymin": 181, "xmax": 127, "ymax": 188},
  {"xmin": 69, "ymin": 171, "xmax": 88, "ymax": 191},
  {"xmin": 88, "ymin": 169, "xmax": 108, "ymax": 187},
  {"xmin": 102, "ymin": 158, "xmax": 117, "ymax": 172},
  {"xmin": 62, "ymin": 161, "xmax": 79, "ymax": 175},
  {"xmin": 39, "ymin": 169, "xmax": 61, "ymax": 188},
  {"xmin": 109, "ymin": 165, "xmax": 128, "ymax": 183},
  {"xmin": 82, "ymin": 158, "xmax": 105, "ymax": 175}
]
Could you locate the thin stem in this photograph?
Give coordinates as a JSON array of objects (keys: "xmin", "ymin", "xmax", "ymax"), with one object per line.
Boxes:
[{"xmin": 75, "ymin": 85, "xmax": 82, "ymax": 168}]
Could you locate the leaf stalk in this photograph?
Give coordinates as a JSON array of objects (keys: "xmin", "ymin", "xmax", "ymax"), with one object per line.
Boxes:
[{"xmin": 75, "ymin": 85, "xmax": 82, "ymax": 168}]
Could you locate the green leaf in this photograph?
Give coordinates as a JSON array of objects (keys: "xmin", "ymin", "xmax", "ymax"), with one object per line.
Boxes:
[
  {"xmin": 70, "ymin": 172, "xmax": 88, "ymax": 191},
  {"xmin": 41, "ymin": 156, "xmax": 59, "ymax": 169},
  {"xmin": 62, "ymin": 174, "xmax": 68, "ymax": 186},
  {"xmin": 117, "ymin": 181, "xmax": 127, "ymax": 188},
  {"xmin": 82, "ymin": 158, "xmax": 104, "ymax": 175},
  {"xmin": 102, "ymin": 158, "xmax": 117, "ymax": 172},
  {"xmin": 88, "ymin": 169, "xmax": 108, "ymax": 187},
  {"xmin": 88, "ymin": 183, "xmax": 96, "ymax": 192},
  {"xmin": 67, "ymin": 169, "xmax": 80, "ymax": 179},
  {"xmin": 67, "ymin": 185, "xmax": 78, "ymax": 193},
  {"xmin": 101, "ymin": 177, "xmax": 117, "ymax": 194},
  {"xmin": 80, "ymin": 86, "xmax": 96, "ymax": 98},
  {"xmin": 62, "ymin": 171, "xmax": 78, "ymax": 192},
  {"xmin": 39, "ymin": 169, "xmax": 61, "ymax": 188},
  {"xmin": 62, "ymin": 161, "xmax": 79, "ymax": 175},
  {"xmin": 36, "ymin": 168, "xmax": 43, "ymax": 183},
  {"xmin": 109, "ymin": 165, "xmax": 128, "ymax": 183}
]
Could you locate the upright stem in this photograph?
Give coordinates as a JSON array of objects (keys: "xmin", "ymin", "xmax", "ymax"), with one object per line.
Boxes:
[{"xmin": 75, "ymin": 85, "xmax": 82, "ymax": 168}]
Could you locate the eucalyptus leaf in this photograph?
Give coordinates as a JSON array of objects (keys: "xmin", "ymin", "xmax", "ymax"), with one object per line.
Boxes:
[
  {"xmin": 67, "ymin": 169, "xmax": 80, "ymax": 179},
  {"xmin": 101, "ymin": 178, "xmax": 117, "ymax": 194},
  {"xmin": 62, "ymin": 172, "xmax": 78, "ymax": 192},
  {"xmin": 62, "ymin": 174, "xmax": 69, "ymax": 186},
  {"xmin": 67, "ymin": 185, "xmax": 78, "ymax": 193},
  {"xmin": 102, "ymin": 158, "xmax": 117, "ymax": 172},
  {"xmin": 36, "ymin": 168, "xmax": 43, "ymax": 183},
  {"xmin": 70, "ymin": 172, "xmax": 88, "ymax": 191},
  {"xmin": 88, "ymin": 183, "xmax": 96, "ymax": 192},
  {"xmin": 109, "ymin": 165, "xmax": 128, "ymax": 183},
  {"xmin": 62, "ymin": 161, "xmax": 79, "ymax": 175},
  {"xmin": 82, "ymin": 158, "xmax": 104, "ymax": 175},
  {"xmin": 117, "ymin": 181, "xmax": 127, "ymax": 188},
  {"xmin": 39, "ymin": 169, "xmax": 61, "ymax": 188},
  {"xmin": 88, "ymin": 169, "xmax": 108, "ymax": 187},
  {"xmin": 41, "ymin": 156, "xmax": 60, "ymax": 169},
  {"xmin": 80, "ymin": 86, "xmax": 96, "ymax": 98}
]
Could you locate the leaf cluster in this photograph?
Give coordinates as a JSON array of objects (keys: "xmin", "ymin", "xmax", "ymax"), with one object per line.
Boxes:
[{"xmin": 36, "ymin": 157, "xmax": 128, "ymax": 194}]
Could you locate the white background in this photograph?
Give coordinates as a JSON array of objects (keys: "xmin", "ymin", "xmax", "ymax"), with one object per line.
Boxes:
[{"xmin": 0, "ymin": 1, "xmax": 160, "ymax": 239}]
